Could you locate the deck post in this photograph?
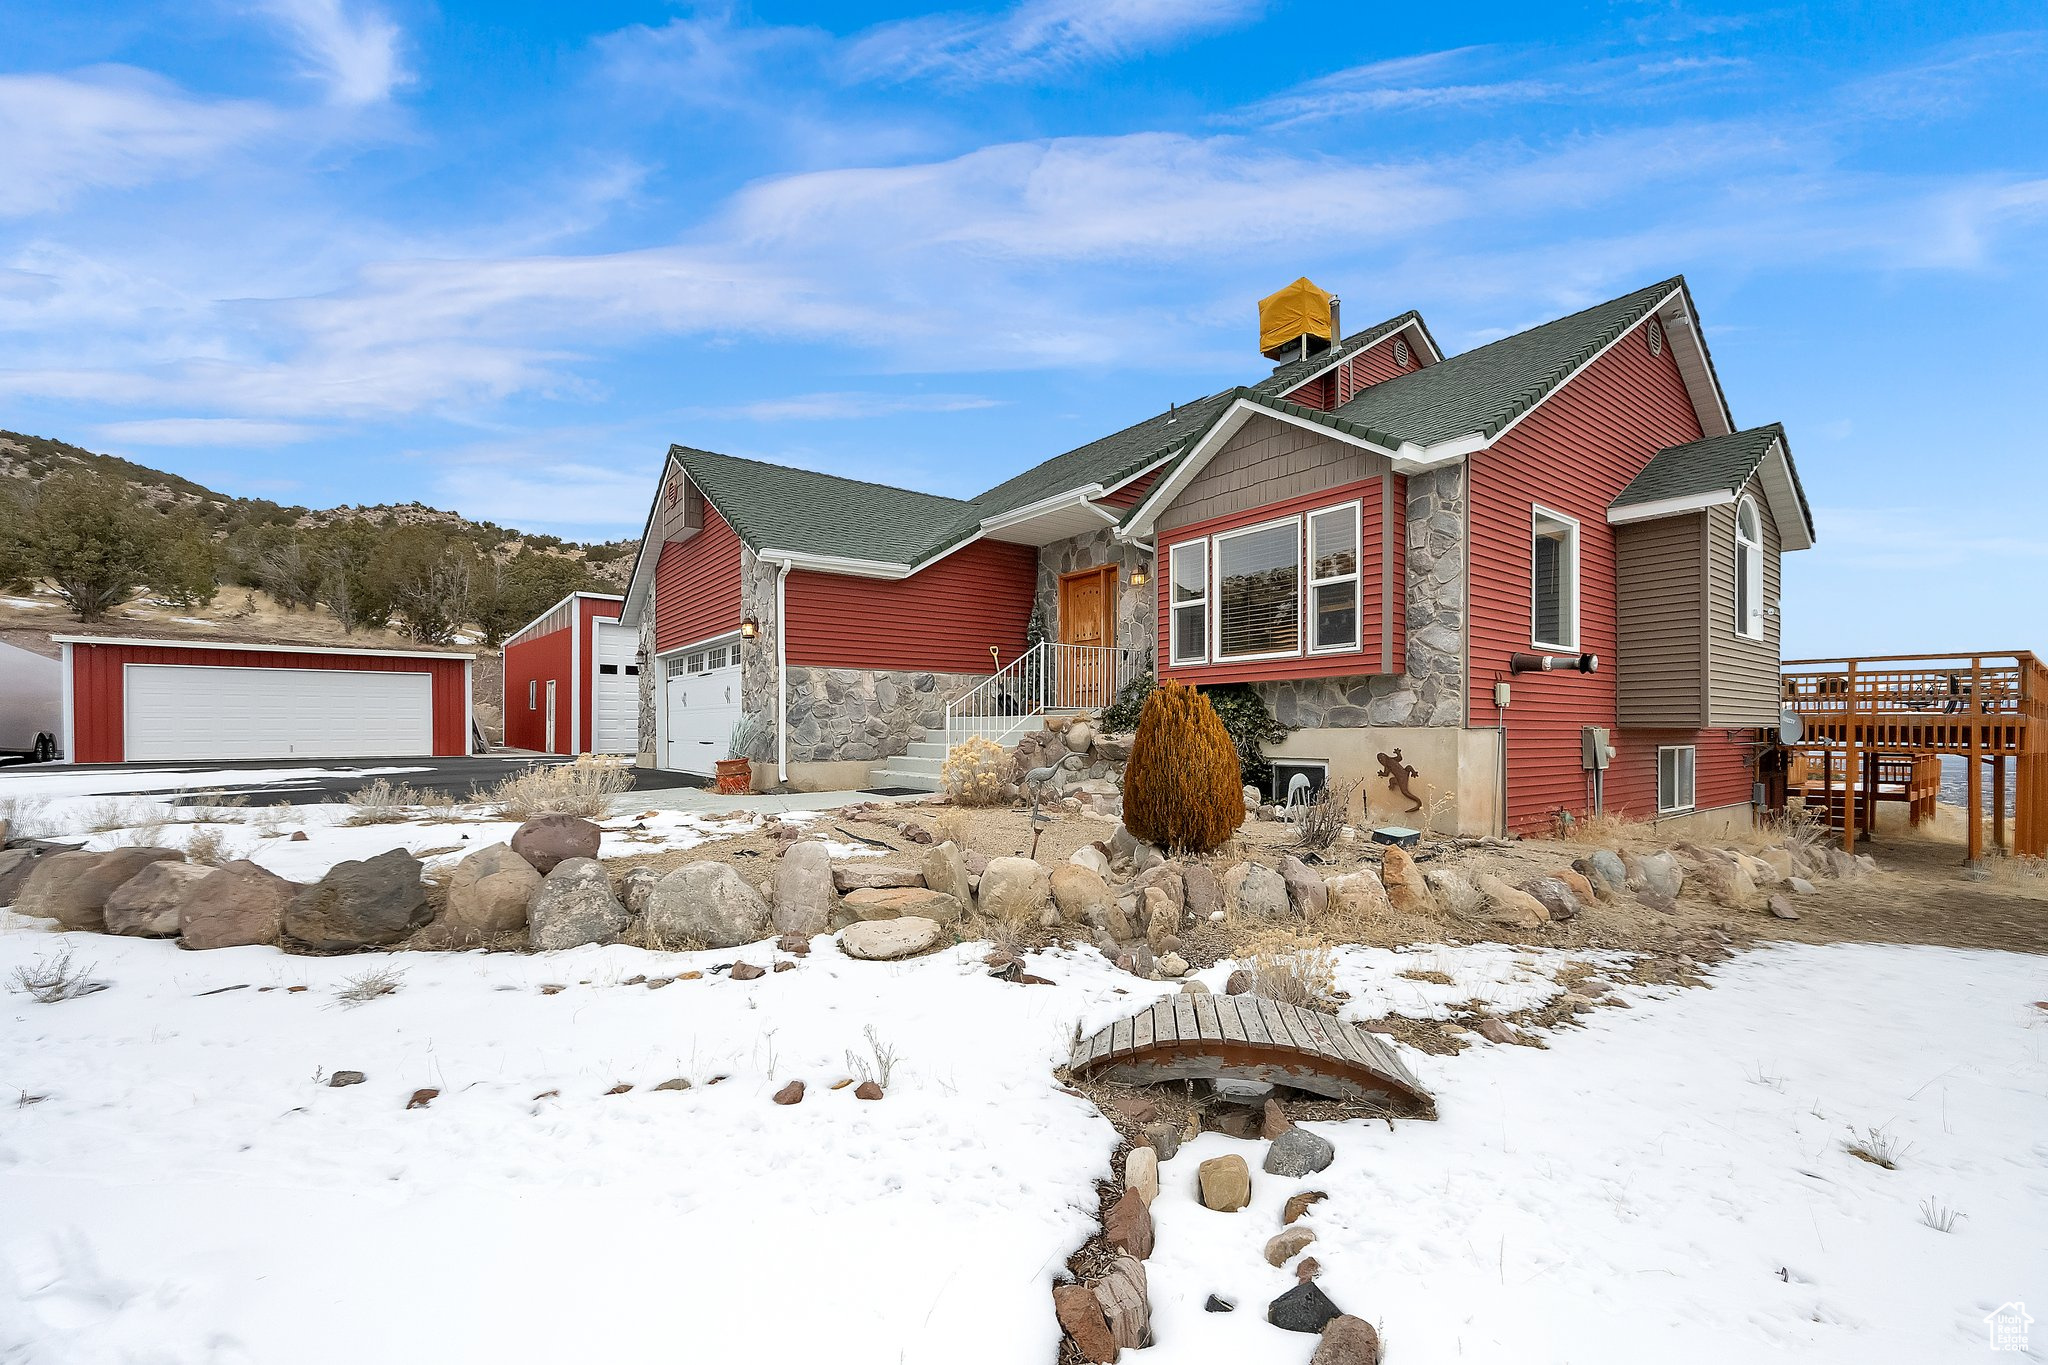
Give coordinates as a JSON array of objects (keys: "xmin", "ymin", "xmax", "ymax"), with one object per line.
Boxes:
[
  {"xmin": 1840, "ymin": 661, "xmax": 1859, "ymax": 854},
  {"xmin": 1992, "ymin": 755, "xmax": 2007, "ymax": 851},
  {"xmin": 1966, "ymin": 657, "xmax": 1983, "ymax": 861}
]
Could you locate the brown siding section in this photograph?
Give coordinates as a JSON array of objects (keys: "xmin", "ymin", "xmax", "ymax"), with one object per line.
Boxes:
[
  {"xmin": 1615, "ymin": 512, "xmax": 1707, "ymax": 727},
  {"xmin": 1157, "ymin": 415, "xmax": 1393, "ymax": 533},
  {"xmin": 1705, "ymin": 472, "xmax": 1784, "ymax": 725}
]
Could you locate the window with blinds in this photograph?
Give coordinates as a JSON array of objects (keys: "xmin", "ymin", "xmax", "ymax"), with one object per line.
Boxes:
[{"xmin": 1215, "ymin": 519, "xmax": 1300, "ymax": 659}]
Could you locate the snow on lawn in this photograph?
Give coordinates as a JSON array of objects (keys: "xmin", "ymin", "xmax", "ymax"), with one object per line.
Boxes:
[
  {"xmin": 0, "ymin": 766, "xmax": 432, "ymax": 801},
  {"xmin": 1146, "ymin": 942, "xmax": 2048, "ymax": 1364}
]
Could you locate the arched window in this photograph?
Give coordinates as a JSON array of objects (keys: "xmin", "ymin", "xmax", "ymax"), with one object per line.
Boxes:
[{"xmin": 1734, "ymin": 496, "xmax": 1764, "ymax": 640}]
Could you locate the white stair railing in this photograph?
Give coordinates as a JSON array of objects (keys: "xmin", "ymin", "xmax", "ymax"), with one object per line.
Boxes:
[{"xmin": 944, "ymin": 642, "xmax": 1144, "ymax": 753}]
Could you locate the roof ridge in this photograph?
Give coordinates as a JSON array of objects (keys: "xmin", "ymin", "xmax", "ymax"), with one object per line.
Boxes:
[{"xmin": 670, "ymin": 444, "xmax": 973, "ymax": 508}]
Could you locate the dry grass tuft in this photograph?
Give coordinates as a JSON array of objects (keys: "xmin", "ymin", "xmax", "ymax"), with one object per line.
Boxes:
[
  {"xmin": 8, "ymin": 948, "xmax": 107, "ymax": 1004},
  {"xmin": 79, "ymin": 797, "xmax": 161, "ymax": 834},
  {"xmin": 0, "ymin": 796, "xmax": 51, "ymax": 839},
  {"xmin": 177, "ymin": 790, "xmax": 252, "ymax": 823},
  {"xmin": 1399, "ymin": 968, "xmax": 1455, "ymax": 986},
  {"xmin": 932, "ymin": 808, "xmax": 971, "ymax": 850},
  {"xmin": 344, "ymin": 778, "xmax": 428, "ymax": 824},
  {"xmin": 1242, "ymin": 927, "xmax": 1339, "ymax": 1010},
  {"xmin": 182, "ymin": 825, "xmax": 232, "ymax": 867},
  {"xmin": 335, "ymin": 964, "xmax": 406, "ymax": 1008},
  {"xmin": 1844, "ymin": 1124, "xmax": 1910, "ymax": 1170},
  {"xmin": 1917, "ymin": 1197, "xmax": 1964, "ymax": 1233},
  {"xmin": 482, "ymin": 756, "xmax": 635, "ymax": 821},
  {"xmin": 1560, "ymin": 809, "xmax": 1655, "ymax": 846}
]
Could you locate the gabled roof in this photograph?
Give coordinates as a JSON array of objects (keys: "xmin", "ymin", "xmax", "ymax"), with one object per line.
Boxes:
[
  {"xmin": 1250, "ymin": 310, "xmax": 1436, "ymax": 400},
  {"xmin": 1609, "ymin": 423, "xmax": 1816, "ymax": 548},
  {"xmin": 668, "ymin": 445, "xmax": 980, "ymax": 564},
  {"xmin": 1327, "ymin": 278, "xmax": 1684, "ymax": 452}
]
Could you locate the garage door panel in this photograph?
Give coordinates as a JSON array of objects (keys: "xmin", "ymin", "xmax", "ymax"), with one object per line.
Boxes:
[
  {"xmin": 125, "ymin": 665, "xmax": 434, "ymax": 761},
  {"xmin": 592, "ymin": 622, "xmax": 638, "ymax": 755}
]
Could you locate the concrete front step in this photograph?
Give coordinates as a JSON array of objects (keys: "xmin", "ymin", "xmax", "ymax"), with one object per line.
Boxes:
[{"xmin": 867, "ymin": 766, "xmax": 944, "ymax": 793}]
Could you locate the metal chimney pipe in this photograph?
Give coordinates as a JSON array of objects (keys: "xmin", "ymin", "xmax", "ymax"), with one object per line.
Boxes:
[{"xmin": 1329, "ymin": 294, "xmax": 1341, "ymax": 347}]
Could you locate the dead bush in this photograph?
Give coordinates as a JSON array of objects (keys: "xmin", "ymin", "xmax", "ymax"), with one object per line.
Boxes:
[
  {"xmin": 8, "ymin": 948, "xmax": 108, "ymax": 1004},
  {"xmin": 1291, "ymin": 778, "xmax": 1360, "ymax": 852},
  {"xmin": 932, "ymin": 808, "xmax": 971, "ymax": 850},
  {"xmin": 344, "ymin": 778, "xmax": 425, "ymax": 825},
  {"xmin": 335, "ymin": 964, "xmax": 406, "ymax": 1008},
  {"xmin": 182, "ymin": 825, "xmax": 231, "ymax": 866},
  {"xmin": 1241, "ymin": 928, "xmax": 1339, "ymax": 1010},
  {"xmin": 940, "ymin": 738, "xmax": 1009, "ymax": 807},
  {"xmin": 483, "ymin": 756, "xmax": 634, "ymax": 821}
]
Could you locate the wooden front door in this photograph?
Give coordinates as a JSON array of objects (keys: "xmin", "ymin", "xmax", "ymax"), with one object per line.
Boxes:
[{"xmin": 1057, "ymin": 565, "xmax": 1118, "ymax": 707}]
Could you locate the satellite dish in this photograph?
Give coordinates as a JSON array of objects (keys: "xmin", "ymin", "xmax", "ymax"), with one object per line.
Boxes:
[{"xmin": 1778, "ymin": 707, "xmax": 1804, "ymax": 744}]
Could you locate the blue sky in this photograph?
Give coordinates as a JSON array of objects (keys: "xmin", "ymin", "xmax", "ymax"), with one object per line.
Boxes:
[{"xmin": 2, "ymin": 1, "xmax": 2044, "ymax": 655}]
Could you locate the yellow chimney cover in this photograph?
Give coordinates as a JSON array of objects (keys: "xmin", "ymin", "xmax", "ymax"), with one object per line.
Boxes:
[{"xmin": 1258, "ymin": 277, "xmax": 1334, "ymax": 359}]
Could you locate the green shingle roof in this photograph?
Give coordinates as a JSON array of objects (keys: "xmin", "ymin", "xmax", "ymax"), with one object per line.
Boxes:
[
  {"xmin": 968, "ymin": 389, "xmax": 1238, "ymax": 523},
  {"xmin": 667, "ymin": 445, "xmax": 981, "ymax": 564},
  {"xmin": 1327, "ymin": 278, "xmax": 1683, "ymax": 450},
  {"xmin": 1612, "ymin": 423, "xmax": 1814, "ymax": 541},
  {"xmin": 1249, "ymin": 311, "xmax": 1429, "ymax": 400}
]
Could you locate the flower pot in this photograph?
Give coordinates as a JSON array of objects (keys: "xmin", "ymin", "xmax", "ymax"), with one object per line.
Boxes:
[{"xmin": 713, "ymin": 758, "xmax": 753, "ymax": 795}]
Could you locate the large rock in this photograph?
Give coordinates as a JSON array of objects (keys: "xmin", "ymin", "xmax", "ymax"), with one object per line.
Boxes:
[
  {"xmin": 619, "ymin": 866, "xmax": 661, "ymax": 916},
  {"xmin": 103, "ymin": 860, "xmax": 212, "ymax": 938},
  {"xmin": 1107, "ymin": 825, "xmax": 1162, "ymax": 877},
  {"xmin": 1050, "ymin": 864, "xmax": 1117, "ymax": 925},
  {"xmin": 1068, "ymin": 844, "xmax": 1113, "ymax": 879},
  {"xmin": 1520, "ymin": 876, "xmax": 1580, "ymax": 922},
  {"xmin": 1268, "ymin": 1282, "xmax": 1344, "ymax": 1335},
  {"xmin": 1224, "ymin": 862, "xmax": 1289, "ymax": 920},
  {"xmin": 1378, "ymin": 845, "xmax": 1434, "ymax": 916},
  {"xmin": 1280, "ymin": 855, "xmax": 1328, "ymax": 917},
  {"xmin": 922, "ymin": 841, "xmax": 975, "ymax": 908},
  {"xmin": 643, "ymin": 861, "xmax": 772, "ymax": 949},
  {"xmin": 1052, "ymin": 1285, "xmax": 1117, "ymax": 1364},
  {"xmin": 1141, "ymin": 886, "xmax": 1178, "ymax": 951},
  {"xmin": 842, "ymin": 886, "xmax": 962, "ymax": 924},
  {"xmin": 1092, "ymin": 1253, "xmax": 1152, "ymax": 1352},
  {"xmin": 1326, "ymin": 870, "xmax": 1392, "ymax": 921},
  {"xmin": 1311, "ymin": 1315, "xmax": 1383, "ymax": 1364},
  {"xmin": 839, "ymin": 916, "xmax": 941, "ymax": 961},
  {"xmin": 1575, "ymin": 850, "xmax": 1626, "ymax": 902},
  {"xmin": 443, "ymin": 843, "xmax": 541, "ymax": 938},
  {"xmin": 1264, "ymin": 1126, "xmax": 1336, "ymax": 1176},
  {"xmin": 1630, "ymin": 851, "xmax": 1684, "ymax": 901},
  {"xmin": 1129, "ymin": 865, "xmax": 1185, "ymax": 916},
  {"xmin": 1182, "ymin": 862, "xmax": 1221, "ymax": 919},
  {"xmin": 178, "ymin": 859, "xmax": 295, "ymax": 950},
  {"xmin": 1124, "ymin": 1145, "xmax": 1159, "ymax": 1206},
  {"xmin": 978, "ymin": 857, "xmax": 1051, "ymax": 925},
  {"xmin": 832, "ymin": 864, "xmax": 924, "ymax": 891},
  {"xmin": 1197, "ymin": 1154, "xmax": 1252, "ymax": 1211},
  {"xmin": 529, "ymin": 857, "xmax": 630, "ymax": 950},
  {"xmin": 509, "ymin": 814, "xmax": 601, "ymax": 874},
  {"xmin": 772, "ymin": 840, "xmax": 838, "ymax": 935},
  {"xmin": 1476, "ymin": 873, "xmax": 1548, "ymax": 929},
  {"xmin": 1104, "ymin": 1190, "xmax": 1154, "ymax": 1259},
  {"xmin": 1265, "ymin": 1226, "xmax": 1316, "ymax": 1266},
  {"xmin": 284, "ymin": 848, "xmax": 430, "ymax": 951},
  {"xmin": 16, "ymin": 847, "xmax": 182, "ymax": 931}
]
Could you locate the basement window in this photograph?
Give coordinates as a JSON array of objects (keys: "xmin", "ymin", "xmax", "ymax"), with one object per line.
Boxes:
[
  {"xmin": 1657, "ymin": 745, "xmax": 1696, "ymax": 814},
  {"xmin": 1215, "ymin": 517, "xmax": 1300, "ymax": 660},
  {"xmin": 1271, "ymin": 760, "xmax": 1328, "ymax": 805},
  {"xmin": 1531, "ymin": 506, "xmax": 1580, "ymax": 652}
]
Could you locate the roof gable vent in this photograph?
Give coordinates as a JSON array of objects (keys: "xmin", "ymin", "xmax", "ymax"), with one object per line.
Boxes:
[{"xmin": 1647, "ymin": 316, "xmax": 1665, "ymax": 357}]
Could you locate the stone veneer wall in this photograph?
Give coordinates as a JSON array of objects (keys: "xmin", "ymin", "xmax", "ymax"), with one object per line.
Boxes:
[
  {"xmin": 1034, "ymin": 527, "xmax": 1154, "ymax": 662},
  {"xmin": 1252, "ymin": 464, "xmax": 1468, "ymax": 729},
  {"xmin": 783, "ymin": 667, "xmax": 984, "ymax": 764},
  {"xmin": 635, "ymin": 606, "xmax": 657, "ymax": 762},
  {"xmin": 736, "ymin": 547, "xmax": 784, "ymax": 756}
]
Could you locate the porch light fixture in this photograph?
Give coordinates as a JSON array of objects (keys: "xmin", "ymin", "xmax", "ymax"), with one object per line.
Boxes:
[
  {"xmin": 1131, "ymin": 562, "xmax": 1151, "ymax": 587},
  {"xmin": 739, "ymin": 617, "xmax": 761, "ymax": 641}
]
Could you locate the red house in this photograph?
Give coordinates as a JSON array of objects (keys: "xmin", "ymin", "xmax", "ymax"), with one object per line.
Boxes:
[
  {"xmin": 499, "ymin": 592, "xmax": 634, "ymax": 756},
  {"xmin": 619, "ymin": 277, "xmax": 1813, "ymax": 836}
]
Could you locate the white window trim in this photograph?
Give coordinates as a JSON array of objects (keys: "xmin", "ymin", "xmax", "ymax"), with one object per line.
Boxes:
[
  {"xmin": 1169, "ymin": 540, "xmax": 1209, "ymax": 666},
  {"xmin": 527, "ymin": 678, "xmax": 538, "ymax": 711},
  {"xmin": 1657, "ymin": 745, "xmax": 1697, "ymax": 815},
  {"xmin": 1734, "ymin": 495, "xmax": 1765, "ymax": 642},
  {"xmin": 1530, "ymin": 504, "xmax": 1581, "ymax": 653},
  {"xmin": 1306, "ymin": 501, "xmax": 1363, "ymax": 656},
  {"xmin": 1210, "ymin": 513, "xmax": 1305, "ymax": 664}
]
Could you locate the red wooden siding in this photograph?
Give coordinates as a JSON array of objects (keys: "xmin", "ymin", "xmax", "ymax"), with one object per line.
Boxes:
[
  {"xmin": 654, "ymin": 507, "xmax": 743, "ymax": 654},
  {"xmin": 1465, "ymin": 314, "xmax": 1718, "ymax": 832},
  {"xmin": 785, "ymin": 539, "xmax": 1038, "ymax": 673},
  {"xmin": 1281, "ymin": 331, "xmax": 1420, "ymax": 409},
  {"xmin": 503, "ymin": 626, "xmax": 572, "ymax": 752},
  {"xmin": 1388, "ymin": 475, "xmax": 1407, "ymax": 668},
  {"xmin": 1605, "ymin": 728, "xmax": 1758, "ymax": 820},
  {"xmin": 67, "ymin": 643, "xmax": 468, "ymax": 762},
  {"xmin": 1156, "ymin": 476, "xmax": 1395, "ymax": 686},
  {"xmin": 1097, "ymin": 466, "xmax": 1162, "ymax": 510}
]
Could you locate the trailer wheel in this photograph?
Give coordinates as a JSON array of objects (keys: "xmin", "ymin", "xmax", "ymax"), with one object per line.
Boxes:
[{"xmin": 32, "ymin": 732, "xmax": 55, "ymax": 763}]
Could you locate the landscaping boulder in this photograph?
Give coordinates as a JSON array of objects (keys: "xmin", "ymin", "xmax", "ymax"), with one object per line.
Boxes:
[
  {"xmin": 1264, "ymin": 1126, "xmax": 1335, "ymax": 1177},
  {"xmin": 104, "ymin": 860, "xmax": 212, "ymax": 937},
  {"xmin": 1280, "ymin": 855, "xmax": 1328, "ymax": 917},
  {"xmin": 1224, "ymin": 861, "xmax": 1289, "ymax": 920},
  {"xmin": 643, "ymin": 861, "xmax": 772, "ymax": 949},
  {"xmin": 444, "ymin": 843, "xmax": 541, "ymax": 938},
  {"xmin": 1378, "ymin": 844, "xmax": 1434, "ymax": 916},
  {"xmin": 1092, "ymin": 1253, "xmax": 1152, "ymax": 1352},
  {"xmin": 1068, "ymin": 844, "xmax": 1113, "ymax": 879},
  {"xmin": 178, "ymin": 859, "xmax": 294, "ymax": 949},
  {"xmin": 1630, "ymin": 851, "xmax": 1684, "ymax": 901},
  {"xmin": 842, "ymin": 886, "xmax": 963, "ymax": 925},
  {"xmin": 1311, "ymin": 1315, "xmax": 1383, "ymax": 1365},
  {"xmin": 1107, "ymin": 825, "xmax": 1162, "ymax": 877},
  {"xmin": 1476, "ymin": 873, "xmax": 1548, "ymax": 930},
  {"xmin": 1283, "ymin": 1190, "xmax": 1327, "ymax": 1224},
  {"xmin": 618, "ymin": 866, "xmax": 661, "ymax": 916},
  {"xmin": 772, "ymin": 840, "xmax": 839, "ymax": 935},
  {"xmin": 1265, "ymin": 1226, "xmax": 1316, "ymax": 1266},
  {"xmin": 1050, "ymin": 863, "xmax": 1116, "ymax": 925},
  {"xmin": 1197, "ymin": 1154, "xmax": 1252, "ymax": 1211},
  {"xmin": 509, "ymin": 814, "xmax": 601, "ymax": 874},
  {"xmin": 1268, "ymin": 1282, "xmax": 1343, "ymax": 1335},
  {"xmin": 1124, "ymin": 1145, "xmax": 1159, "ymax": 1206},
  {"xmin": 1326, "ymin": 869, "xmax": 1392, "ymax": 921},
  {"xmin": 1520, "ymin": 876, "xmax": 1580, "ymax": 922},
  {"xmin": 1182, "ymin": 862, "xmax": 1221, "ymax": 919},
  {"xmin": 1575, "ymin": 850, "xmax": 1626, "ymax": 902},
  {"xmin": 1555, "ymin": 867, "xmax": 1597, "ymax": 908},
  {"xmin": 1053, "ymin": 1285, "xmax": 1117, "ymax": 1364},
  {"xmin": 1104, "ymin": 1190, "xmax": 1154, "ymax": 1259},
  {"xmin": 1129, "ymin": 864, "xmax": 1185, "ymax": 916},
  {"xmin": 17, "ymin": 847, "xmax": 182, "ymax": 932},
  {"xmin": 922, "ymin": 840, "xmax": 975, "ymax": 907},
  {"xmin": 528, "ymin": 857, "xmax": 630, "ymax": 950},
  {"xmin": 0, "ymin": 847, "xmax": 42, "ymax": 905},
  {"xmin": 1788, "ymin": 875, "xmax": 1817, "ymax": 896},
  {"xmin": 832, "ymin": 864, "xmax": 923, "ymax": 891},
  {"xmin": 978, "ymin": 856, "xmax": 1051, "ymax": 925},
  {"xmin": 839, "ymin": 915, "xmax": 941, "ymax": 961},
  {"xmin": 284, "ymin": 848, "xmax": 430, "ymax": 951}
]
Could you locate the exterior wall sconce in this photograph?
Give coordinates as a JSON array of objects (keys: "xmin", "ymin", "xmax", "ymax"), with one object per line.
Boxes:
[
  {"xmin": 739, "ymin": 617, "xmax": 761, "ymax": 641},
  {"xmin": 1131, "ymin": 562, "xmax": 1151, "ymax": 587}
]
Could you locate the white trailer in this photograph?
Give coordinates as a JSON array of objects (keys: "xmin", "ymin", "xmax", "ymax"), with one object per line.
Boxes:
[{"xmin": 0, "ymin": 640, "xmax": 61, "ymax": 762}]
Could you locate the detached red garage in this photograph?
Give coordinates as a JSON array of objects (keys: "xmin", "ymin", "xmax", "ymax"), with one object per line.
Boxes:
[{"xmin": 56, "ymin": 636, "xmax": 474, "ymax": 763}]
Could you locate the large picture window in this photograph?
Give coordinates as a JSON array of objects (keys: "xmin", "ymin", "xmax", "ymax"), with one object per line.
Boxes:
[
  {"xmin": 1734, "ymin": 496, "xmax": 1764, "ymax": 640},
  {"xmin": 1169, "ymin": 541, "xmax": 1208, "ymax": 665},
  {"xmin": 1531, "ymin": 506, "xmax": 1579, "ymax": 651},
  {"xmin": 1214, "ymin": 518, "xmax": 1300, "ymax": 660},
  {"xmin": 1657, "ymin": 745, "xmax": 1696, "ymax": 814},
  {"xmin": 1307, "ymin": 504, "xmax": 1360, "ymax": 653}
]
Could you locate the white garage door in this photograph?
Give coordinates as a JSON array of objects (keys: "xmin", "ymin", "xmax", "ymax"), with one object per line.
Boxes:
[
  {"xmin": 663, "ymin": 640, "xmax": 741, "ymax": 777},
  {"xmin": 592, "ymin": 621, "xmax": 639, "ymax": 755},
  {"xmin": 125, "ymin": 664, "xmax": 435, "ymax": 761}
]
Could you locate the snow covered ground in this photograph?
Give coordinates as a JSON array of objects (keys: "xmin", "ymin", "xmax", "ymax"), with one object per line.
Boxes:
[{"xmin": 3, "ymin": 912, "xmax": 2042, "ymax": 1364}]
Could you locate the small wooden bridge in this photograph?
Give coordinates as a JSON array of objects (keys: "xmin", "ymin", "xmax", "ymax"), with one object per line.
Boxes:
[{"xmin": 1070, "ymin": 994, "xmax": 1430, "ymax": 1111}]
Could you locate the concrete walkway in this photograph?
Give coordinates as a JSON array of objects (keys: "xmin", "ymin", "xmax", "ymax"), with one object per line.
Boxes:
[{"xmin": 608, "ymin": 787, "xmax": 929, "ymax": 818}]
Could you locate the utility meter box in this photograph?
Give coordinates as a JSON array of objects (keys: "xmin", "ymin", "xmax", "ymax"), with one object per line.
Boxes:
[{"xmin": 1581, "ymin": 725, "xmax": 1615, "ymax": 770}]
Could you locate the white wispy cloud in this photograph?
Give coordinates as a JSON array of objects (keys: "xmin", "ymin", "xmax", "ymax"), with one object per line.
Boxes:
[
  {"xmin": 846, "ymin": 0, "xmax": 1263, "ymax": 85},
  {"xmin": 93, "ymin": 417, "xmax": 321, "ymax": 446},
  {"xmin": 687, "ymin": 392, "xmax": 1005, "ymax": 421},
  {"xmin": 254, "ymin": 0, "xmax": 412, "ymax": 106},
  {"xmin": 1241, "ymin": 48, "xmax": 1555, "ymax": 126},
  {"xmin": 0, "ymin": 68, "xmax": 276, "ymax": 218}
]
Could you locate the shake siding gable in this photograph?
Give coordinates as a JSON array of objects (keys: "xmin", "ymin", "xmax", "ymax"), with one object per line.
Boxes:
[
  {"xmin": 654, "ymin": 507, "xmax": 742, "ymax": 654},
  {"xmin": 1706, "ymin": 471, "xmax": 1784, "ymax": 725},
  {"xmin": 1466, "ymin": 316, "xmax": 1710, "ymax": 832},
  {"xmin": 784, "ymin": 539, "xmax": 1037, "ymax": 673},
  {"xmin": 1614, "ymin": 513, "xmax": 1708, "ymax": 727},
  {"xmin": 1157, "ymin": 415, "xmax": 1394, "ymax": 533}
]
